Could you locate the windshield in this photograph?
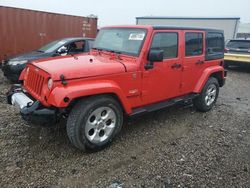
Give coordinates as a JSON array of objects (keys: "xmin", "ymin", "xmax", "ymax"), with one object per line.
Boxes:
[
  {"xmin": 227, "ymin": 40, "xmax": 250, "ymax": 49},
  {"xmin": 93, "ymin": 28, "xmax": 147, "ymax": 56},
  {"xmin": 38, "ymin": 40, "xmax": 67, "ymax": 53}
]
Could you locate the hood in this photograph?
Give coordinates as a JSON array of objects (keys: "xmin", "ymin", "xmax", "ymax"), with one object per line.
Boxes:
[
  {"xmin": 32, "ymin": 55, "xmax": 128, "ymax": 80},
  {"xmin": 7, "ymin": 51, "xmax": 52, "ymax": 62}
]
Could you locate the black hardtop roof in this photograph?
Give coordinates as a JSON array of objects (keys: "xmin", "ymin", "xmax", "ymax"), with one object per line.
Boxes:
[{"xmin": 152, "ymin": 26, "xmax": 224, "ymax": 33}]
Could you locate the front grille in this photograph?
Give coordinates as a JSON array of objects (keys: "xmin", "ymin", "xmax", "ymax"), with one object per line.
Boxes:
[{"xmin": 25, "ymin": 67, "xmax": 45, "ymax": 98}]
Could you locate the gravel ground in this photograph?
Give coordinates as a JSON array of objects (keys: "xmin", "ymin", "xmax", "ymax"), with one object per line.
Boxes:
[{"xmin": 0, "ymin": 67, "xmax": 249, "ymax": 188}]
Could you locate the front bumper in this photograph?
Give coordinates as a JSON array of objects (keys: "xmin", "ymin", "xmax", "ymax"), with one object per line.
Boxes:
[{"xmin": 7, "ymin": 85, "xmax": 57, "ymax": 126}]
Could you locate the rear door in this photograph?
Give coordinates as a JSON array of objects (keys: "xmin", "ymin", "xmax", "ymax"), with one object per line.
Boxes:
[{"xmin": 181, "ymin": 31, "xmax": 205, "ymax": 94}]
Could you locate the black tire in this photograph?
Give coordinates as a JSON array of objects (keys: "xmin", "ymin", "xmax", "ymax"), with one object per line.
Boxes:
[
  {"xmin": 66, "ymin": 95, "xmax": 123, "ymax": 151},
  {"xmin": 193, "ymin": 77, "xmax": 219, "ymax": 112}
]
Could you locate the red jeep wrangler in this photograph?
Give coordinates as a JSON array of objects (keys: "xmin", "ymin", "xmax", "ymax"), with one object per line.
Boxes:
[{"xmin": 8, "ymin": 25, "xmax": 226, "ymax": 151}]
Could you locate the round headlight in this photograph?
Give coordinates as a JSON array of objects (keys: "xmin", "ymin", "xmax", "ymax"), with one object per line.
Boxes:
[{"xmin": 48, "ymin": 78, "xmax": 53, "ymax": 90}]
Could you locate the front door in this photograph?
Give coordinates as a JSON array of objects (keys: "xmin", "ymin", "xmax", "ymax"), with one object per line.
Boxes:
[{"xmin": 141, "ymin": 30, "xmax": 183, "ymax": 105}]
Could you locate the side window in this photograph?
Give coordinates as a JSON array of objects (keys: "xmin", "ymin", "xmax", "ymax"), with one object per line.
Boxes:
[
  {"xmin": 151, "ymin": 32, "xmax": 178, "ymax": 59},
  {"xmin": 68, "ymin": 41, "xmax": 85, "ymax": 53},
  {"xmin": 206, "ymin": 33, "xmax": 224, "ymax": 55},
  {"xmin": 185, "ymin": 33, "xmax": 203, "ymax": 56}
]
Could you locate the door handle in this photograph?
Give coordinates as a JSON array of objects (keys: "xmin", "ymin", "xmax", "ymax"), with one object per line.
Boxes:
[
  {"xmin": 171, "ymin": 63, "xmax": 182, "ymax": 69},
  {"xmin": 195, "ymin": 60, "xmax": 204, "ymax": 65}
]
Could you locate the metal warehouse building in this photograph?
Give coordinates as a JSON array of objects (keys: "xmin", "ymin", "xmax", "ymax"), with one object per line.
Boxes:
[
  {"xmin": 136, "ymin": 17, "xmax": 240, "ymax": 41},
  {"xmin": 237, "ymin": 23, "xmax": 250, "ymax": 39}
]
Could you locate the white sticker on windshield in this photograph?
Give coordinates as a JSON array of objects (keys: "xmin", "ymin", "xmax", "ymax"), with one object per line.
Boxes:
[{"xmin": 129, "ymin": 33, "xmax": 145, "ymax": 41}]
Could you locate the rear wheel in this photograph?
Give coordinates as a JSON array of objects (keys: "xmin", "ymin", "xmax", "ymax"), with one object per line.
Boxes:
[
  {"xmin": 66, "ymin": 95, "xmax": 123, "ymax": 151},
  {"xmin": 193, "ymin": 77, "xmax": 219, "ymax": 112}
]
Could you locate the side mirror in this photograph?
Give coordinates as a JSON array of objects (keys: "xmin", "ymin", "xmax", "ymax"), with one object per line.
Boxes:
[
  {"xmin": 145, "ymin": 49, "xmax": 164, "ymax": 69},
  {"xmin": 57, "ymin": 46, "xmax": 68, "ymax": 54}
]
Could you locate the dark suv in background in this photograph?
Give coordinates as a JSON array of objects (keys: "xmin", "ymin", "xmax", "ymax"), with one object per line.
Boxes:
[
  {"xmin": 224, "ymin": 39, "xmax": 250, "ymax": 68},
  {"xmin": 1, "ymin": 37, "xmax": 94, "ymax": 82}
]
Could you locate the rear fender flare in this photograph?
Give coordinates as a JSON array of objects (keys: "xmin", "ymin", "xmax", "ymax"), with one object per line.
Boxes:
[{"xmin": 193, "ymin": 66, "xmax": 224, "ymax": 93}]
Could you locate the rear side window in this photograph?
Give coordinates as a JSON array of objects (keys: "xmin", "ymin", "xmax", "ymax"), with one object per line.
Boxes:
[
  {"xmin": 185, "ymin": 33, "xmax": 203, "ymax": 56},
  {"xmin": 151, "ymin": 32, "xmax": 178, "ymax": 59},
  {"xmin": 206, "ymin": 32, "xmax": 224, "ymax": 60},
  {"xmin": 206, "ymin": 33, "xmax": 224, "ymax": 55}
]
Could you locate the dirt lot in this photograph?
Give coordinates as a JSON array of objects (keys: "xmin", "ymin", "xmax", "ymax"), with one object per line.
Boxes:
[{"xmin": 0, "ymin": 68, "xmax": 249, "ymax": 188}]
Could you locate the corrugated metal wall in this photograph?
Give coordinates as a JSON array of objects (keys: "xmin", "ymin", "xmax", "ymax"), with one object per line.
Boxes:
[{"xmin": 0, "ymin": 6, "xmax": 98, "ymax": 60}]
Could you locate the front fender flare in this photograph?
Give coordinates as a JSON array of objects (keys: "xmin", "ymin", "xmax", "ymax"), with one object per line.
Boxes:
[
  {"xmin": 47, "ymin": 80, "xmax": 132, "ymax": 114},
  {"xmin": 193, "ymin": 66, "xmax": 224, "ymax": 93}
]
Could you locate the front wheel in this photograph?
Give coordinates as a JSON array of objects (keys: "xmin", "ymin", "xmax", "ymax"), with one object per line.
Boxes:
[
  {"xmin": 193, "ymin": 77, "xmax": 219, "ymax": 112},
  {"xmin": 66, "ymin": 95, "xmax": 123, "ymax": 151}
]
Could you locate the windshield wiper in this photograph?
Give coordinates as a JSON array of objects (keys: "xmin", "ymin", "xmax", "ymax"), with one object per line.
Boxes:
[
  {"xmin": 93, "ymin": 48, "xmax": 123, "ymax": 59},
  {"xmin": 92, "ymin": 47, "xmax": 103, "ymax": 51},
  {"xmin": 93, "ymin": 48, "xmax": 121, "ymax": 54},
  {"xmin": 105, "ymin": 49, "xmax": 122, "ymax": 54},
  {"xmin": 105, "ymin": 50, "xmax": 124, "ymax": 60}
]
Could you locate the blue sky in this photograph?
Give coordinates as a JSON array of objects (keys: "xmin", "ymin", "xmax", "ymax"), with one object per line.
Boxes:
[{"xmin": 0, "ymin": 0, "xmax": 249, "ymax": 26}]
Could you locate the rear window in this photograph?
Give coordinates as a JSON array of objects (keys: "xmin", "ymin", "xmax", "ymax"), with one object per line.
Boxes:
[
  {"xmin": 205, "ymin": 32, "xmax": 224, "ymax": 60},
  {"xmin": 206, "ymin": 33, "xmax": 224, "ymax": 55},
  {"xmin": 227, "ymin": 40, "xmax": 250, "ymax": 49}
]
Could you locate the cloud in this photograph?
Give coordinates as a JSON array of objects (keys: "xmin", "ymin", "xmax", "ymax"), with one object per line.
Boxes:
[{"xmin": 0, "ymin": 0, "xmax": 249, "ymax": 26}]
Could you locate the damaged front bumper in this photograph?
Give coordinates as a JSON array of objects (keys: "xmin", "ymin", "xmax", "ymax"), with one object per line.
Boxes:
[{"xmin": 7, "ymin": 85, "xmax": 58, "ymax": 126}]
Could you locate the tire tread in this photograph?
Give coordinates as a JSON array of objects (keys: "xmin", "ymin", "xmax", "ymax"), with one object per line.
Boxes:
[
  {"xmin": 66, "ymin": 95, "xmax": 123, "ymax": 151},
  {"xmin": 194, "ymin": 77, "xmax": 219, "ymax": 112}
]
